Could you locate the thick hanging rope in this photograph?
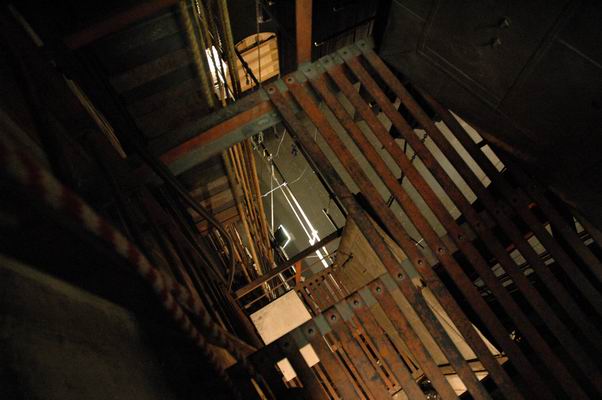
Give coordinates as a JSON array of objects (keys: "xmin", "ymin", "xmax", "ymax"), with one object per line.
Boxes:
[{"xmin": 178, "ymin": 0, "xmax": 216, "ymax": 109}]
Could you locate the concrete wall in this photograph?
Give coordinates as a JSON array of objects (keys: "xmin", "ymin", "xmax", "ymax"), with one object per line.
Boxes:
[{"xmin": 0, "ymin": 255, "xmax": 221, "ymax": 400}]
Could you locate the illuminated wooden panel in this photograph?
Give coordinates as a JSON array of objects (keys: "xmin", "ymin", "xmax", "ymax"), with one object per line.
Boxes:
[{"xmin": 236, "ymin": 33, "xmax": 280, "ymax": 93}]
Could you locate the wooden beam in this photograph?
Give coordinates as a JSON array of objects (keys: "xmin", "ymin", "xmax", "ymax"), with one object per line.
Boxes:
[
  {"xmin": 160, "ymin": 101, "xmax": 273, "ymax": 166},
  {"xmin": 196, "ymin": 205, "xmax": 240, "ymax": 232},
  {"xmin": 64, "ymin": 0, "xmax": 177, "ymax": 49},
  {"xmin": 150, "ymin": 89, "xmax": 284, "ymax": 176},
  {"xmin": 295, "ymin": 0, "xmax": 313, "ymax": 64}
]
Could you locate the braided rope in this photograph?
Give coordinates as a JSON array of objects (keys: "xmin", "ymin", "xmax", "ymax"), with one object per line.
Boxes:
[
  {"xmin": 178, "ymin": 0, "xmax": 216, "ymax": 109},
  {"xmin": 0, "ymin": 135, "xmax": 244, "ymax": 399}
]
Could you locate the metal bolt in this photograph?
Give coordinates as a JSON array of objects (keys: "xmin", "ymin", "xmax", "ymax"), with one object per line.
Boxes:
[
  {"xmin": 491, "ymin": 37, "xmax": 502, "ymax": 48},
  {"xmin": 286, "ymin": 77, "xmax": 294, "ymax": 83},
  {"xmin": 397, "ymin": 272, "xmax": 403, "ymax": 279},
  {"xmin": 375, "ymin": 286, "xmax": 382, "ymax": 293},
  {"xmin": 308, "ymin": 328, "xmax": 314, "ymax": 335},
  {"xmin": 353, "ymin": 299, "xmax": 359, "ymax": 306},
  {"xmin": 330, "ymin": 314, "xmax": 337, "ymax": 321}
]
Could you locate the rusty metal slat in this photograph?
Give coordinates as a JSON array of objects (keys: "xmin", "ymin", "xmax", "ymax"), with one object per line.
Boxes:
[
  {"xmin": 350, "ymin": 69, "xmax": 602, "ymax": 383},
  {"xmin": 315, "ymin": 277, "xmax": 338, "ymax": 309},
  {"xmin": 329, "ymin": 333, "xmax": 372, "ymax": 400},
  {"xmin": 326, "ymin": 306, "xmax": 396, "ymax": 399},
  {"xmin": 315, "ymin": 62, "xmax": 525, "ymax": 396},
  {"xmin": 368, "ymin": 279, "xmax": 459, "ymax": 400},
  {"xmin": 416, "ymin": 88, "xmax": 602, "ymax": 314},
  {"xmin": 301, "ymin": 320, "xmax": 363, "ymax": 400},
  {"xmin": 306, "ymin": 63, "xmax": 532, "ymax": 399},
  {"xmin": 574, "ymin": 210, "xmax": 602, "ymax": 249},
  {"xmin": 280, "ymin": 332, "xmax": 330, "ymax": 399},
  {"xmin": 310, "ymin": 279, "xmax": 334, "ymax": 311},
  {"xmin": 505, "ymin": 163, "xmax": 602, "ymax": 282},
  {"xmin": 284, "ymin": 74, "xmax": 492, "ymax": 400},
  {"xmin": 353, "ymin": 325, "xmax": 398, "ymax": 391},
  {"xmin": 266, "ymin": 84, "xmax": 458, "ymax": 400},
  {"xmin": 411, "ymin": 123, "xmax": 602, "ymax": 349},
  {"xmin": 412, "ymin": 87, "xmax": 602, "ymax": 337},
  {"xmin": 338, "ymin": 51, "xmax": 591, "ymax": 399},
  {"xmin": 313, "ymin": 363, "xmax": 340, "ymax": 399},
  {"xmin": 299, "ymin": 287, "xmax": 321, "ymax": 316},
  {"xmin": 348, "ymin": 291, "xmax": 428, "ymax": 400},
  {"xmin": 502, "ymin": 186, "xmax": 602, "ymax": 311},
  {"xmin": 355, "ymin": 48, "xmax": 602, "ymax": 382},
  {"xmin": 323, "ymin": 275, "xmax": 347, "ymax": 302}
]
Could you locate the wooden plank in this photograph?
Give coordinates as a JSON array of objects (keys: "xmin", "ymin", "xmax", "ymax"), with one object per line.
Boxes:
[
  {"xmin": 64, "ymin": 0, "xmax": 177, "ymax": 49},
  {"xmin": 295, "ymin": 0, "xmax": 313, "ymax": 64}
]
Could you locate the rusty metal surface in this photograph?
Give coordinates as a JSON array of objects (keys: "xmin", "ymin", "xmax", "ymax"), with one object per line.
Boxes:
[
  {"xmin": 288, "ymin": 63, "xmax": 510, "ymax": 399},
  {"xmin": 301, "ymin": 319, "xmax": 362, "ymax": 400},
  {"xmin": 283, "ymin": 75, "xmax": 496, "ymax": 399},
  {"xmin": 368, "ymin": 279, "xmax": 458, "ymax": 400},
  {"xmin": 415, "ymin": 87, "xmax": 602, "ymax": 329},
  {"xmin": 349, "ymin": 44, "xmax": 602, "ymax": 395},
  {"xmin": 304, "ymin": 61, "xmax": 525, "ymax": 399},
  {"xmin": 262, "ymin": 42, "xmax": 601, "ymax": 399},
  {"xmin": 267, "ymin": 83, "xmax": 461, "ymax": 400},
  {"xmin": 348, "ymin": 291, "xmax": 427, "ymax": 400},
  {"xmin": 336, "ymin": 46, "xmax": 594, "ymax": 399},
  {"xmin": 326, "ymin": 306, "xmax": 391, "ymax": 399},
  {"xmin": 507, "ymin": 164, "xmax": 602, "ymax": 283},
  {"xmin": 416, "ymin": 87, "xmax": 602, "ymax": 314}
]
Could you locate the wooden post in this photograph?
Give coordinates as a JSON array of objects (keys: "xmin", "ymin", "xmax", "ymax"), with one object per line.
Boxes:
[{"xmin": 295, "ymin": 0, "xmax": 312, "ymax": 65}]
